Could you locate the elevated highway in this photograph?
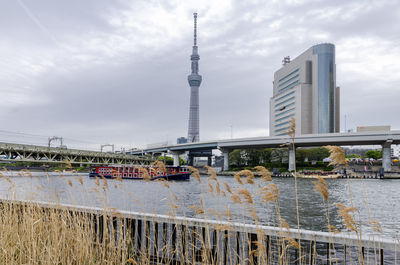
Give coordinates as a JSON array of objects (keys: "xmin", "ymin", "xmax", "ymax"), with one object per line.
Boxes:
[
  {"xmin": 132, "ymin": 131, "xmax": 400, "ymax": 171},
  {"xmin": 0, "ymin": 142, "xmax": 152, "ymax": 166}
]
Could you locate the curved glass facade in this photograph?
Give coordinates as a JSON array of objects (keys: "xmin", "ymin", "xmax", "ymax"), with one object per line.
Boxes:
[{"xmin": 313, "ymin": 44, "xmax": 336, "ymax": 133}]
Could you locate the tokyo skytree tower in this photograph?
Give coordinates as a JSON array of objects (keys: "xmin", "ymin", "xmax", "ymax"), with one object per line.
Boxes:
[{"xmin": 187, "ymin": 12, "xmax": 202, "ymax": 143}]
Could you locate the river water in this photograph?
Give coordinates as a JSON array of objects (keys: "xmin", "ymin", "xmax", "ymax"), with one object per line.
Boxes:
[{"xmin": 0, "ymin": 171, "xmax": 399, "ymax": 239}]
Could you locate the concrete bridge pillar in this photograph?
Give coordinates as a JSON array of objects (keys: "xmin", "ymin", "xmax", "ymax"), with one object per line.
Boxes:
[
  {"xmin": 382, "ymin": 141, "xmax": 392, "ymax": 172},
  {"xmin": 288, "ymin": 145, "xmax": 295, "ymax": 172},
  {"xmin": 221, "ymin": 149, "xmax": 230, "ymax": 171},
  {"xmin": 169, "ymin": 151, "xmax": 182, "ymax": 167},
  {"xmin": 188, "ymin": 155, "xmax": 194, "ymax": 166},
  {"xmin": 207, "ymin": 156, "xmax": 212, "ymax": 167},
  {"xmin": 173, "ymin": 154, "xmax": 180, "ymax": 167}
]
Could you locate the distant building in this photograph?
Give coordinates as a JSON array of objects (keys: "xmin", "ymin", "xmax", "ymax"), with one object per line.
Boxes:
[
  {"xmin": 392, "ymin": 146, "xmax": 400, "ymax": 158},
  {"xmin": 177, "ymin": 137, "xmax": 188, "ymax": 144},
  {"xmin": 356, "ymin": 125, "xmax": 391, "ymax": 132},
  {"xmin": 269, "ymin": 43, "xmax": 340, "ymax": 136}
]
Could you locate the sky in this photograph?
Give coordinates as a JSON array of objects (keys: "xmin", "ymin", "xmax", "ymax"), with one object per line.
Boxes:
[{"xmin": 0, "ymin": 0, "xmax": 399, "ymax": 151}]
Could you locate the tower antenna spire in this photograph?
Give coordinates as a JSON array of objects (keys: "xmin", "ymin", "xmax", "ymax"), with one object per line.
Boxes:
[
  {"xmin": 193, "ymin": 12, "xmax": 197, "ymax": 46},
  {"xmin": 187, "ymin": 12, "xmax": 202, "ymax": 143}
]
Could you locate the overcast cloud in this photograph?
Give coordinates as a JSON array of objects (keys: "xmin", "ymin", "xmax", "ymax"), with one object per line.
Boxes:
[{"xmin": 0, "ymin": 0, "xmax": 399, "ymax": 150}]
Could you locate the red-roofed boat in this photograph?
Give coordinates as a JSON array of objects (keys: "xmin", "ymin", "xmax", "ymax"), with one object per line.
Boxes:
[{"xmin": 89, "ymin": 165, "xmax": 190, "ymax": 181}]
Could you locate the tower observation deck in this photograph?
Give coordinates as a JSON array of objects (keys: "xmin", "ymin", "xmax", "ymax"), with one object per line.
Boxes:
[{"xmin": 187, "ymin": 12, "xmax": 202, "ymax": 143}]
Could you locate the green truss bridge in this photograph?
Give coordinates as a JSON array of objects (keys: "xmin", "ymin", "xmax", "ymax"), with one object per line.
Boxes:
[{"xmin": 0, "ymin": 142, "xmax": 152, "ymax": 166}]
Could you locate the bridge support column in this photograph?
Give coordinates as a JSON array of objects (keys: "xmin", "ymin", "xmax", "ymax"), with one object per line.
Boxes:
[
  {"xmin": 173, "ymin": 154, "xmax": 180, "ymax": 166},
  {"xmin": 288, "ymin": 145, "xmax": 295, "ymax": 172},
  {"xmin": 221, "ymin": 149, "xmax": 230, "ymax": 171},
  {"xmin": 169, "ymin": 151, "xmax": 182, "ymax": 167},
  {"xmin": 188, "ymin": 155, "xmax": 194, "ymax": 166},
  {"xmin": 382, "ymin": 142, "xmax": 392, "ymax": 172}
]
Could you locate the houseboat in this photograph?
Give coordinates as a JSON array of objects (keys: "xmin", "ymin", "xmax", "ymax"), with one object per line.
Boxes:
[{"xmin": 89, "ymin": 165, "xmax": 190, "ymax": 181}]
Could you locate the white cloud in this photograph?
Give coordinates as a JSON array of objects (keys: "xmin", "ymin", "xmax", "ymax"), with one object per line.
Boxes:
[
  {"xmin": 337, "ymin": 36, "xmax": 400, "ymax": 86},
  {"xmin": 0, "ymin": 0, "xmax": 399, "ymax": 148}
]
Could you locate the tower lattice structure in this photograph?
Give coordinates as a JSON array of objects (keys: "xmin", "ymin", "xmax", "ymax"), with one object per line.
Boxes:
[{"xmin": 187, "ymin": 12, "xmax": 202, "ymax": 143}]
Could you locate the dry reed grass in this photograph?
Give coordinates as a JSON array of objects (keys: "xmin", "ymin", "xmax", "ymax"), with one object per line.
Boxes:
[
  {"xmin": 151, "ymin": 160, "xmax": 167, "ymax": 174},
  {"xmin": 325, "ymin": 145, "xmax": 347, "ymax": 166},
  {"xmin": 335, "ymin": 203, "xmax": 359, "ymax": 233},
  {"xmin": 312, "ymin": 176, "xmax": 329, "ymax": 200},
  {"xmin": 205, "ymin": 165, "xmax": 217, "ymax": 180},
  {"xmin": 0, "ymin": 201, "xmax": 131, "ymax": 264},
  {"xmin": 254, "ymin": 166, "xmax": 272, "ymax": 181},
  {"xmin": 235, "ymin": 188, "xmax": 253, "ymax": 204},
  {"xmin": 187, "ymin": 166, "xmax": 201, "ymax": 183},
  {"xmin": 234, "ymin": 169, "xmax": 254, "ymax": 184},
  {"xmin": 259, "ymin": 183, "xmax": 279, "ymax": 202}
]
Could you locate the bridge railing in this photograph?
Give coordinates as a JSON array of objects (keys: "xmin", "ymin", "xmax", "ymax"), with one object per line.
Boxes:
[
  {"xmin": 0, "ymin": 141, "xmax": 152, "ymax": 161},
  {"xmin": 1, "ymin": 199, "xmax": 397, "ymax": 264}
]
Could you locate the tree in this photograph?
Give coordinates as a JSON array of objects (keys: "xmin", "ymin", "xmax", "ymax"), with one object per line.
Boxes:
[
  {"xmin": 229, "ymin": 149, "xmax": 245, "ymax": 167},
  {"xmin": 308, "ymin": 147, "xmax": 330, "ymax": 161},
  {"xmin": 157, "ymin": 156, "xmax": 173, "ymax": 165},
  {"xmin": 246, "ymin": 149, "xmax": 264, "ymax": 166},
  {"xmin": 271, "ymin": 148, "xmax": 288, "ymax": 163},
  {"xmin": 296, "ymin": 148, "xmax": 311, "ymax": 162},
  {"xmin": 259, "ymin": 148, "xmax": 273, "ymax": 164},
  {"xmin": 229, "ymin": 148, "xmax": 273, "ymax": 167},
  {"xmin": 346, "ymin": 153, "xmax": 362, "ymax": 159},
  {"xmin": 365, "ymin": 150, "xmax": 382, "ymax": 159}
]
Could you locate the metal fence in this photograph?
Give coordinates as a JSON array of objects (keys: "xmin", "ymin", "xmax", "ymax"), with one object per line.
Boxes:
[{"xmin": 2, "ymin": 200, "xmax": 398, "ymax": 264}]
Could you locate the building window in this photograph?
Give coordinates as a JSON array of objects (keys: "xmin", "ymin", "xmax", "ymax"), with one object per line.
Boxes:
[
  {"xmin": 313, "ymin": 43, "xmax": 336, "ymax": 133},
  {"xmin": 276, "ymin": 132, "xmax": 288, "ymax": 136},
  {"xmin": 275, "ymin": 97, "xmax": 295, "ymax": 108},
  {"xmin": 278, "ymin": 74, "xmax": 299, "ymax": 87},
  {"xmin": 275, "ymin": 126, "xmax": 290, "ymax": 133},
  {"xmin": 279, "ymin": 80, "xmax": 299, "ymax": 93},
  {"xmin": 275, "ymin": 113, "xmax": 294, "ymax": 123},
  {"xmin": 278, "ymin": 68, "xmax": 299, "ymax": 83},
  {"xmin": 275, "ymin": 108, "xmax": 295, "ymax": 118},
  {"xmin": 275, "ymin": 102, "xmax": 295, "ymax": 113},
  {"xmin": 275, "ymin": 91, "xmax": 295, "ymax": 103},
  {"xmin": 275, "ymin": 121, "xmax": 291, "ymax": 128}
]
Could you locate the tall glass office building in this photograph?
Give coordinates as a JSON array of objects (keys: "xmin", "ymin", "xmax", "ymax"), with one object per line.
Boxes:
[{"xmin": 269, "ymin": 43, "xmax": 340, "ymax": 136}]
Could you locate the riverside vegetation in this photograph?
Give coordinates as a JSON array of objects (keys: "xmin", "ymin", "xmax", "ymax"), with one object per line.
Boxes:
[{"xmin": 0, "ymin": 119, "xmax": 397, "ymax": 264}]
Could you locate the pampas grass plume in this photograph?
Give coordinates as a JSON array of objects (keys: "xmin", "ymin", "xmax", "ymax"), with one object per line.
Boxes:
[
  {"xmin": 223, "ymin": 181, "xmax": 232, "ymax": 194},
  {"xmin": 260, "ymin": 183, "xmax": 279, "ymax": 202},
  {"xmin": 234, "ymin": 170, "xmax": 254, "ymax": 185},
  {"xmin": 205, "ymin": 165, "xmax": 217, "ymax": 180},
  {"xmin": 335, "ymin": 203, "xmax": 358, "ymax": 233},
  {"xmin": 236, "ymin": 188, "xmax": 253, "ymax": 204},
  {"xmin": 230, "ymin": 194, "xmax": 241, "ymax": 204},
  {"xmin": 254, "ymin": 166, "xmax": 272, "ymax": 181},
  {"xmin": 188, "ymin": 166, "xmax": 201, "ymax": 183},
  {"xmin": 313, "ymin": 176, "xmax": 329, "ymax": 200},
  {"xmin": 325, "ymin": 145, "xmax": 346, "ymax": 166}
]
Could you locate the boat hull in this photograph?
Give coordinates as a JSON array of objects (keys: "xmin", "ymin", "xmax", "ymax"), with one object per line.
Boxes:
[
  {"xmin": 297, "ymin": 173, "xmax": 340, "ymax": 179},
  {"xmin": 89, "ymin": 173, "xmax": 190, "ymax": 181}
]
